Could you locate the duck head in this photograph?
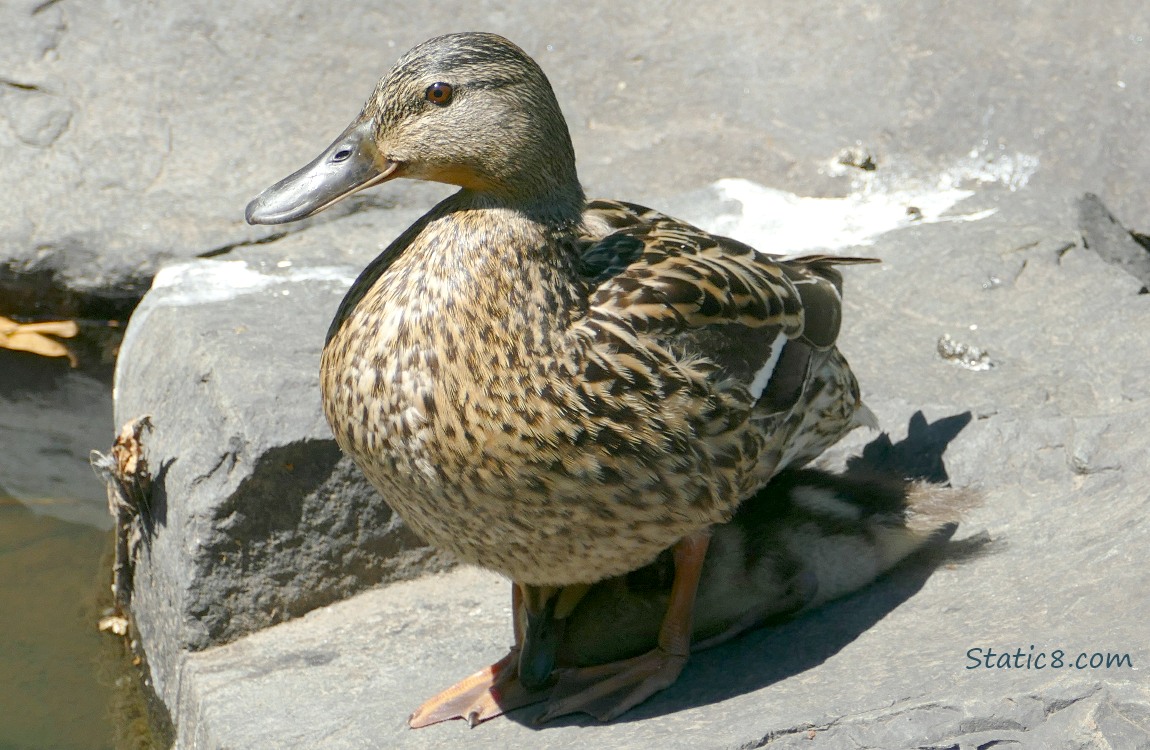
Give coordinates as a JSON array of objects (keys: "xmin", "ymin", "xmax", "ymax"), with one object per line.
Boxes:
[{"xmin": 246, "ymin": 32, "xmax": 583, "ymax": 225}]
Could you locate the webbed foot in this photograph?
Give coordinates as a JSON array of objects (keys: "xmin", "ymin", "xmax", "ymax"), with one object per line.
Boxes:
[
  {"xmin": 409, "ymin": 647, "xmax": 548, "ymax": 728},
  {"xmin": 537, "ymin": 646, "xmax": 687, "ymax": 723}
]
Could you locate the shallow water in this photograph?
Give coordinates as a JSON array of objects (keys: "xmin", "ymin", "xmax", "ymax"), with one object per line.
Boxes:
[
  {"xmin": 0, "ymin": 347, "xmax": 158, "ymax": 750},
  {"xmin": 0, "ymin": 498, "xmax": 115, "ymax": 750}
]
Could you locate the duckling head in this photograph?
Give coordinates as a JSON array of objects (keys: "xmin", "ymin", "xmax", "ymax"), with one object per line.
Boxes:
[{"xmin": 246, "ymin": 32, "xmax": 583, "ymax": 225}]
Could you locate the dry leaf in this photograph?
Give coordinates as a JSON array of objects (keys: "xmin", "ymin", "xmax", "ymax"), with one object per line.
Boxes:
[
  {"xmin": 0, "ymin": 315, "xmax": 79, "ymax": 365},
  {"xmin": 16, "ymin": 320, "xmax": 79, "ymax": 337},
  {"xmin": 91, "ymin": 416, "xmax": 154, "ymax": 610}
]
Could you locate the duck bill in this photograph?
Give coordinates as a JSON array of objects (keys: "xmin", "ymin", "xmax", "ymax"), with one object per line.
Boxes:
[{"xmin": 245, "ymin": 118, "xmax": 398, "ymax": 225}]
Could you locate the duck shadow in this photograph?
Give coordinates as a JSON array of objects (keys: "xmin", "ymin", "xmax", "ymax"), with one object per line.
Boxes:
[
  {"xmin": 506, "ymin": 409, "xmax": 984, "ymax": 729},
  {"xmin": 843, "ymin": 409, "xmax": 972, "ymax": 485}
]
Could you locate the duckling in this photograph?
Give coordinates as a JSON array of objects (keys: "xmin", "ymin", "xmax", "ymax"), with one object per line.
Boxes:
[
  {"xmin": 555, "ymin": 469, "xmax": 974, "ymax": 666},
  {"xmin": 247, "ymin": 32, "xmax": 879, "ymax": 725},
  {"xmin": 414, "ymin": 467, "xmax": 977, "ymax": 725}
]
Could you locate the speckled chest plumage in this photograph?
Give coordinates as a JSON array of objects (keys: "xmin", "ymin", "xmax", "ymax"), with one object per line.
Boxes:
[{"xmin": 320, "ymin": 198, "xmax": 864, "ymax": 586}]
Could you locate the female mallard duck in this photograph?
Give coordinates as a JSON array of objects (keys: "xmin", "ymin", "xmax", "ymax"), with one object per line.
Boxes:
[
  {"xmin": 440, "ymin": 468, "xmax": 975, "ymax": 724},
  {"xmin": 247, "ymin": 31, "xmax": 878, "ymax": 725}
]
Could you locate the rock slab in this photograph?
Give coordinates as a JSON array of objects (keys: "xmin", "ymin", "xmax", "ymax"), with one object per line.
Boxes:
[
  {"xmin": 114, "ymin": 180, "xmax": 1150, "ymax": 749},
  {"xmin": 66, "ymin": 0, "xmax": 1150, "ymax": 745},
  {"xmin": 112, "ymin": 257, "xmax": 447, "ymax": 711},
  {"xmin": 5, "ymin": 0, "xmax": 1150, "ymax": 317}
]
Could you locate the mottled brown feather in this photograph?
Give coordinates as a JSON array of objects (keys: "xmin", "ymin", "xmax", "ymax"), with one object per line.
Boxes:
[{"xmin": 306, "ymin": 34, "xmax": 879, "ymax": 586}]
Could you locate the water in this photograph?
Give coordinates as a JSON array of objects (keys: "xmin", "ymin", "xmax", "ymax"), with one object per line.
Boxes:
[
  {"xmin": 0, "ymin": 499, "xmax": 114, "ymax": 749},
  {"xmin": 0, "ymin": 345, "xmax": 163, "ymax": 749}
]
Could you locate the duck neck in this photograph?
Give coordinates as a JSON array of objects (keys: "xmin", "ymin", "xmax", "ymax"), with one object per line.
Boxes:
[
  {"xmin": 459, "ymin": 151, "xmax": 586, "ymax": 228},
  {"xmin": 431, "ymin": 189, "xmax": 586, "ymax": 304},
  {"xmin": 456, "ymin": 183, "xmax": 585, "ymax": 231}
]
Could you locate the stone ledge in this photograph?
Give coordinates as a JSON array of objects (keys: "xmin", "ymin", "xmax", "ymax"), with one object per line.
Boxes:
[
  {"xmin": 111, "ymin": 184, "xmax": 1150, "ymax": 748},
  {"xmin": 112, "ymin": 258, "xmax": 448, "ymax": 710}
]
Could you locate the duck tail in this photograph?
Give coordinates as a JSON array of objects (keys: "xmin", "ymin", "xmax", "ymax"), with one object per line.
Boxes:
[
  {"xmin": 766, "ymin": 469, "xmax": 980, "ymax": 608},
  {"xmin": 852, "ymin": 401, "xmax": 881, "ymax": 431}
]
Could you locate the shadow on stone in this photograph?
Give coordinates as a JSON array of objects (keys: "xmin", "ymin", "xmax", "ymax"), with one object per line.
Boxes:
[
  {"xmin": 141, "ymin": 458, "xmax": 174, "ymax": 538},
  {"xmin": 847, "ymin": 410, "xmax": 973, "ymax": 484},
  {"xmin": 189, "ymin": 439, "xmax": 439, "ymax": 648},
  {"xmin": 0, "ymin": 262, "xmax": 147, "ymax": 321},
  {"xmin": 1078, "ymin": 192, "xmax": 1150, "ymax": 292}
]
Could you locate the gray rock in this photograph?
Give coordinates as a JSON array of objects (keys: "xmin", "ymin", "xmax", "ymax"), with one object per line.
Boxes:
[
  {"xmin": 112, "ymin": 256, "xmax": 448, "ymax": 710},
  {"xmin": 0, "ymin": 84, "xmax": 73, "ymax": 147},
  {"xmin": 114, "ymin": 177, "xmax": 1150, "ymax": 748},
  {"xmin": 1079, "ymin": 192, "xmax": 1150, "ymax": 290},
  {"xmin": 3, "ymin": 0, "xmax": 1150, "ymax": 316},
  {"xmin": 57, "ymin": 0, "xmax": 1148, "ymax": 744}
]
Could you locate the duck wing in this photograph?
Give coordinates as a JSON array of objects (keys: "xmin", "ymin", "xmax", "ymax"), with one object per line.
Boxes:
[{"xmin": 577, "ymin": 199, "xmax": 876, "ymax": 413}]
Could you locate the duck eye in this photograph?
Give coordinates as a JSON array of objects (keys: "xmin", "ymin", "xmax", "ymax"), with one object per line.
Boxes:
[{"xmin": 424, "ymin": 82, "xmax": 454, "ymax": 106}]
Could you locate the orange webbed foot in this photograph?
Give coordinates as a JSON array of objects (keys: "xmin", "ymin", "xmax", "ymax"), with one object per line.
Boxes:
[
  {"xmin": 537, "ymin": 646, "xmax": 688, "ymax": 723},
  {"xmin": 408, "ymin": 648, "xmax": 550, "ymax": 728},
  {"xmin": 536, "ymin": 530, "xmax": 711, "ymax": 723}
]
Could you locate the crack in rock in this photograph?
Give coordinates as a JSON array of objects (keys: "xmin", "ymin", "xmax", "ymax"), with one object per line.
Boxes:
[
  {"xmin": 197, "ymin": 231, "xmax": 291, "ymax": 259},
  {"xmin": 191, "ymin": 443, "xmax": 241, "ymax": 487},
  {"xmin": 736, "ymin": 719, "xmax": 839, "ymax": 750},
  {"xmin": 32, "ymin": 0, "xmax": 65, "ymax": 14},
  {"xmin": 1038, "ymin": 685, "xmax": 1099, "ymax": 717},
  {"xmin": 0, "ymin": 78, "xmax": 44, "ymax": 91}
]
